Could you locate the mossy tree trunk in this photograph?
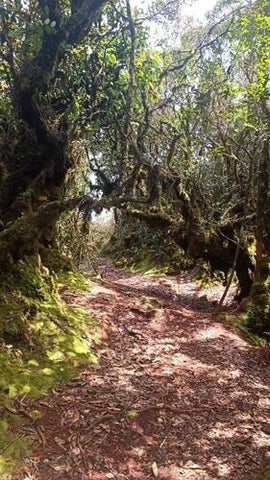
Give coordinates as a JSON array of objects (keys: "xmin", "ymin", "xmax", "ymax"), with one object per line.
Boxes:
[
  {"xmin": 247, "ymin": 138, "xmax": 270, "ymax": 334},
  {"xmin": 0, "ymin": 0, "xmax": 107, "ymax": 266},
  {"xmin": 255, "ymin": 139, "xmax": 270, "ymax": 278},
  {"xmin": 128, "ymin": 201, "xmax": 254, "ymax": 301}
]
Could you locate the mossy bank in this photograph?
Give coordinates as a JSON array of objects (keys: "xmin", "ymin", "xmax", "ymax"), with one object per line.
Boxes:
[{"xmin": 0, "ymin": 257, "xmax": 97, "ymax": 477}]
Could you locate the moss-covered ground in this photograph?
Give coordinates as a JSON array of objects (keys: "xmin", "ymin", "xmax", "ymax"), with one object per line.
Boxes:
[
  {"xmin": 220, "ymin": 314, "xmax": 268, "ymax": 347},
  {"xmin": 0, "ymin": 258, "xmax": 98, "ymax": 477}
]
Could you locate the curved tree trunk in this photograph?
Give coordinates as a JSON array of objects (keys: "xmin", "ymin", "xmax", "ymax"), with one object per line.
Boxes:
[{"xmin": 0, "ymin": 0, "xmax": 107, "ymax": 265}]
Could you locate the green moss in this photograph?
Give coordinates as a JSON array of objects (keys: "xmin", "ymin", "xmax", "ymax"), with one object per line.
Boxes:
[
  {"xmin": 244, "ymin": 296, "xmax": 270, "ymax": 336},
  {"xmin": 0, "ymin": 427, "xmax": 31, "ymax": 479},
  {"xmin": 220, "ymin": 314, "xmax": 267, "ymax": 346},
  {"xmin": 129, "ymin": 254, "xmax": 172, "ymax": 274},
  {"xmin": 244, "ymin": 261, "xmax": 270, "ymax": 337},
  {"xmin": 29, "ymin": 409, "xmax": 42, "ymax": 420},
  {"xmin": 0, "ymin": 257, "xmax": 99, "ymax": 475},
  {"xmin": 56, "ymin": 270, "xmax": 92, "ymax": 292}
]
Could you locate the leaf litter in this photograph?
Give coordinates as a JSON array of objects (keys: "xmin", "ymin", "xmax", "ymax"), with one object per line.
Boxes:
[{"xmin": 11, "ymin": 260, "xmax": 270, "ymax": 479}]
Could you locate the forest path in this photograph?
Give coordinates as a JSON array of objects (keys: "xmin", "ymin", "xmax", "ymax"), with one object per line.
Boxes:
[{"xmin": 19, "ymin": 262, "xmax": 269, "ymax": 480}]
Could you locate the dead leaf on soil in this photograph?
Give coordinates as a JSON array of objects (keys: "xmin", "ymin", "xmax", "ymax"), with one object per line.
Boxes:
[{"xmin": 152, "ymin": 461, "xmax": 159, "ymax": 478}]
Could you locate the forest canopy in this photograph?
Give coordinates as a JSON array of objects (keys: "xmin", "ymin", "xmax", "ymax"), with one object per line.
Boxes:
[{"xmin": 0, "ymin": 0, "xmax": 269, "ymax": 333}]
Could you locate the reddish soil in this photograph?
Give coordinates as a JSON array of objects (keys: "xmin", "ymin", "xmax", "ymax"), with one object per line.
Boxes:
[{"xmin": 15, "ymin": 262, "xmax": 270, "ymax": 480}]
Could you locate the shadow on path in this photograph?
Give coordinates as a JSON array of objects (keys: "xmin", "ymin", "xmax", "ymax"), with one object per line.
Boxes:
[{"xmin": 16, "ymin": 262, "xmax": 269, "ymax": 480}]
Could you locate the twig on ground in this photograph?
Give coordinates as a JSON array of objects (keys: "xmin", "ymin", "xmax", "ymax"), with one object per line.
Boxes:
[{"xmin": 140, "ymin": 404, "xmax": 214, "ymax": 414}]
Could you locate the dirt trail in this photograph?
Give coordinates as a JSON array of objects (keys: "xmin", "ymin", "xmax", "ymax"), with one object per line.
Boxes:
[{"xmin": 17, "ymin": 263, "xmax": 270, "ymax": 480}]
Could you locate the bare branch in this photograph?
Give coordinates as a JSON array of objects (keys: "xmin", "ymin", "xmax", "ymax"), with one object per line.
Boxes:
[{"xmin": 159, "ymin": 3, "xmax": 254, "ymax": 80}]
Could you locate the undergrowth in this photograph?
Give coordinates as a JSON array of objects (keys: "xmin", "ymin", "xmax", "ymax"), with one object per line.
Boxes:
[
  {"xmin": 107, "ymin": 221, "xmax": 192, "ymax": 274},
  {"xmin": 220, "ymin": 314, "xmax": 268, "ymax": 347},
  {"xmin": 244, "ymin": 260, "xmax": 270, "ymax": 337},
  {"xmin": 0, "ymin": 257, "xmax": 97, "ymax": 477}
]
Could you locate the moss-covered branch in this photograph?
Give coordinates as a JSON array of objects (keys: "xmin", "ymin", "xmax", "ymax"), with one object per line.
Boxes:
[{"xmin": 127, "ymin": 208, "xmax": 173, "ymax": 229}]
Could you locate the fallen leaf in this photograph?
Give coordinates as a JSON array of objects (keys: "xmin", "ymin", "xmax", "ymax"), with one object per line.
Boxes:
[
  {"xmin": 152, "ymin": 461, "xmax": 159, "ymax": 478},
  {"xmin": 137, "ymin": 447, "xmax": 145, "ymax": 458}
]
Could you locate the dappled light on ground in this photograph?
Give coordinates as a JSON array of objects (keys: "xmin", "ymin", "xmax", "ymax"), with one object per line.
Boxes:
[{"xmin": 14, "ymin": 263, "xmax": 270, "ymax": 479}]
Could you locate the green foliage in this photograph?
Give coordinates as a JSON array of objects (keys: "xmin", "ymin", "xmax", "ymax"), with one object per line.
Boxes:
[
  {"xmin": 57, "ymin": 205, "xmax": 115, "ymax": 269},
  {"xmin": 192, "ymin": 262, "xmax": 228, "ymax": 289},
  {"xmin": 108, "ymin": 219, "xmax": 192, "ymax": 274},
  {"xmin": 221, "ymin": 314, "xmax": 268, "ymax": 346},
  {"xmin": 221, "ymin": 257, "xmax": 270, "ymax": 341}
]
